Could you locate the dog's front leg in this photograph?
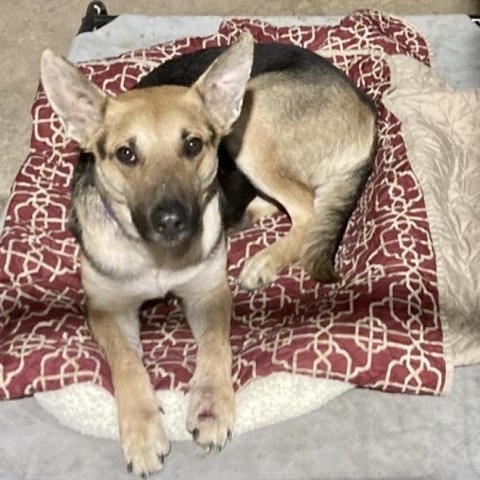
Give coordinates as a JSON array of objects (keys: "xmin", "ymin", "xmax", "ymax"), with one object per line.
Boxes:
[
  {"xmin": 87, "ymin": 304, "xmax": 170, "ymax": 476},
  {"xmin": 175, "ymin": 273, "xmax": 234, "ymax": 451}
]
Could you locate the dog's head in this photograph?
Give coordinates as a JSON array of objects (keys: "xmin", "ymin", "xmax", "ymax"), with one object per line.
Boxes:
[{"xmin": 40, "ymin": 34, "xmax": 254, "ymax": 248}]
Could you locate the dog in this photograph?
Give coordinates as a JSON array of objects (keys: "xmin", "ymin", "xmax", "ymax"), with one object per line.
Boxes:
[{"xmin": 40, "ymin": 33, "xmax": 376, "ymax": 477}]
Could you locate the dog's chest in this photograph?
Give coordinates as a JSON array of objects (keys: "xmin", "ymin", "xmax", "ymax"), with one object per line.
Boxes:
[
  {"xmin": 79, "ymin": 193, "xmax": 225, "ymax": 306},
  {"xmin": 81, "ymin": 242, "xmax": 228, "ymax": 313},
  {"xmin": 135, "ymin": 263, "xmax": 209, "ymax": 299}
]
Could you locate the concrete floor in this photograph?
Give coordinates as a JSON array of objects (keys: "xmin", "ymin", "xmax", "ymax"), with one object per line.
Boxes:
[
  {"xmin": 0, "ymin": 0, "xmax": 479, "ymax": 212},
  {"xmin": 2, "ymin": 364, "xmax": 480, "ymax": 479}
]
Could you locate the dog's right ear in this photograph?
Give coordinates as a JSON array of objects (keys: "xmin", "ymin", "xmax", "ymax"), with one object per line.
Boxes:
[
  {"xmin": 193, "ymin": 32, "xmax": 254, "ymax": 134},
  {"xmin": 40, "ymin": 50, "xmax": 106, "ymax": 146}
]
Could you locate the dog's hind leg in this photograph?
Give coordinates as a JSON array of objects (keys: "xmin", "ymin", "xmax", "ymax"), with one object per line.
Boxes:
[
  {"xmin": 233, "ymin": 146, "xmax": 372, "ymax": 289},
  {"xmin": 301, "ymin": 163, "xmax": 372, "ymax": 283},
  {"xmin": 229, "ymin": 75, "xmax": 375, "ymax": 289},
  {"xmin": 237, "ymin": 167, "xmax": 315, "ymax": 290}
]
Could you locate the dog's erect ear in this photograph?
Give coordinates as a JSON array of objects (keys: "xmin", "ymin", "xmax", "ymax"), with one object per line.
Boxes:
[
  {"xmin": 40, "ymin": 49, "xmax": 106, "ymax": 146},
  {"xmin": 194, "ymin": 32, "xmax": 254, "ymax": 133}
]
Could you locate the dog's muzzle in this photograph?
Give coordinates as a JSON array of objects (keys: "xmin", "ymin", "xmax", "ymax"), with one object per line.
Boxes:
[
  {"xmin": 151, "ymin": 200, "xmax": 191, "ymax": 243},
  {"xmin": 133, "ymin": 196, "xmax": 200, "ymax": 246}
]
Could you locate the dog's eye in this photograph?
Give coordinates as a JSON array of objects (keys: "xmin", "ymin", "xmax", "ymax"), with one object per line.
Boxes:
[
  {"xmin": 116, "ymin": 146, "xmax": 137, "ymax": 166},
  {"xmin": 183, "ymin": 137, "xmax": 203, "ymax": 159}
]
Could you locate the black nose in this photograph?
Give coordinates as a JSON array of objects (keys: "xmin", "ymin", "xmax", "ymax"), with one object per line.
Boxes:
[{"xmin": 150, "ymin": 200, "xmax": 190, "ymax": 242}]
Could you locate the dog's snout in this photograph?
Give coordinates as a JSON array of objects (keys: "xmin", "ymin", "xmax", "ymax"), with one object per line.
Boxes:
[
  {"xmin": 151, "ymin": 200, "xmax": 189, "ymax": 242},
  {"xmin": 132, "ymin": 195, "xmax": 201, "ymax": 246}
]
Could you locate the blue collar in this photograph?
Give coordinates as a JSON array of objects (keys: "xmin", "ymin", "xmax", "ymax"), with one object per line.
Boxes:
[{"xmin": 100, "ymin": 194, "xmax": 118, "ymax": 223}]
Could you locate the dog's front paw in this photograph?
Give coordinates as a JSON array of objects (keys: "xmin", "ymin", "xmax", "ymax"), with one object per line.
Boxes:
[
  {"xmin": 187, "ymin": 381, "xmax": 235, "ymax": 452},
  {"xmin": 120, "ymin": 407, "xmax": 171, "ymax": 477},
  {"xmin": 238, "ymin": 250, "xmax": 278, "ymax": 290}
]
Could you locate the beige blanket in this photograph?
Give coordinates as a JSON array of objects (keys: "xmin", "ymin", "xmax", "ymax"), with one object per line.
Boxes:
[{"xmin": 385, "ymin": 55, "xmax": 480, "ymax": 368}]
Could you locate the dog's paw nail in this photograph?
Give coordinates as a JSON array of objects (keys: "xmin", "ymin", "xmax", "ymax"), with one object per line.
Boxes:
[
  {"xmin": 127, "ymin": 462, "xmax": 133, "ymax": 473},
  {"xmin": 227, "ymin": 429, "xmax": 232, "ymax": 440},
  {"xmin": 141, "ymin": 473, "xmax": 148, "ymax": 480},
  {"xmin": 158, "ymin": 406, "xmax": 165, "ymax": 414},
  {"xmin": 192, "ymin": 428, "xmax": 200, "ymax": 441}
]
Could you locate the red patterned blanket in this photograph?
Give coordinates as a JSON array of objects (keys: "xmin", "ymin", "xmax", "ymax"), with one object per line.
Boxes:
[{"xmin": 0, "ymin": 11, "xmax": 449, "ymax": 400}]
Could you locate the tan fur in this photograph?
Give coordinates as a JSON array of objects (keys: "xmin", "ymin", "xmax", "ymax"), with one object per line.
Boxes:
[
  {"xmin": 87, "ymin": 304, "xmax": 170, "ymax": 473},
  {"xmin": 95, "ymin": 87, "xmax": 220, "ymax": 199},
  {"xmin": 227, "ymin": 71, "xmax": 376, "ymax": 287},
  {"xmin": 246, "ymin": 196, "xmax": 279, "ymax": 224}
]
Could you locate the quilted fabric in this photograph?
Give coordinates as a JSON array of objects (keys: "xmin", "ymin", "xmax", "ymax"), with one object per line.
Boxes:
[
  {"xmin": 384, "ymin": 55, "xmax": 480, "ymax": 368},
  {"xmin": 0, "ymin": 11, "xmax": 449, "ymax": 400}
]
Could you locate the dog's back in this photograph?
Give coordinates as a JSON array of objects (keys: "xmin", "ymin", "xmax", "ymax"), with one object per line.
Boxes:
[{"xmin": 138, "ymin": 43, "xmax": 337, "ymax": 87}]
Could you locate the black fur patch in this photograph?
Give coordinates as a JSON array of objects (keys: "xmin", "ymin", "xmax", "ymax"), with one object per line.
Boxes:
[
  {"xmin": 96, "ymin": 133, "xmax": 107, "ymax": 160},
  {"xmin": 69, "ymin": 150, "xmax": 97, "ymax": 248},
  {"xmin": 136, "ymin": 43, "xmax": 342, "ymax": 89},
  {"xmin": 333, "ymin": 160, "xmax": 374, "ymax": 255}
]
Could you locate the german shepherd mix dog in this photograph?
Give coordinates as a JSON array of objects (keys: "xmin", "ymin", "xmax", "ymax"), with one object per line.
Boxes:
[{"xmin": 40, "ymin": 33, "xmax": 376, "ymax": 476}]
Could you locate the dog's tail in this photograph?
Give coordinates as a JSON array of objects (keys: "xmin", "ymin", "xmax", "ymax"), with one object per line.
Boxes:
[{"xmin": 300, "ymin": 156, "xmax": 374, "ymax": 284}]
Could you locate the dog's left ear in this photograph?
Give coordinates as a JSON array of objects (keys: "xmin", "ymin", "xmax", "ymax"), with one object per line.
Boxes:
[
  {"xmin": 40, "ymin": 49, "xmax": 106, "ymax": 146},
  {"xmin": 194, "ymin": 32, "xmax": 254, "ymax": 133}
]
